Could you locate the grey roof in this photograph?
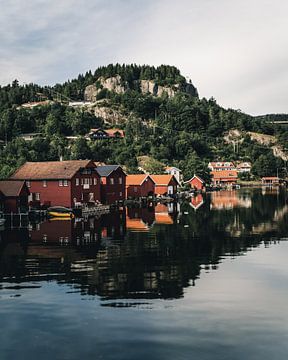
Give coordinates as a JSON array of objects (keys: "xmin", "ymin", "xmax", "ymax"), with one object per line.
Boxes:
[{"xmin": 96, "ymin": 165, "xmax": 125, "ymax": 177}]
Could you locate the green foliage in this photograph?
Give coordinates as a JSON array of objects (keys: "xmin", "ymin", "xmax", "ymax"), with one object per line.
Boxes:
[{"xmin": 0, "ymin": 63, "xmax": 287, "ymax": 179}]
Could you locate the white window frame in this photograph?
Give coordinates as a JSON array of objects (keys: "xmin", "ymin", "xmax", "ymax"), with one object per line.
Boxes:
[
  {"xmin": 63, "ymin": 180, "xmax": 68, "ymax": 187},
  {"xmin": 75, "ymin": 178, "xmax": 79, "ymax": 186},
  {"xmin": 26, "ymin": 180, "xmax": 31, "ymax": 188},
  {"xmin": 59, "ymin": 180, "xmax": 63, "ymax": 187},
  {"xmin": 43, "ymin": 180, "xmax": 47, "ymax": 187},
  {"xmin": 110, "ymin": 178, "xmax": 114, "ymax": 185},
  {"xmin": 119, "ymin": 177, "xmax": 122, "ymax": 185}
]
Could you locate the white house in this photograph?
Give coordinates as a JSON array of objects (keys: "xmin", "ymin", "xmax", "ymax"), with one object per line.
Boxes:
[{"xmin": 165, "ymin": 166, "xmax": 183, "ymax": 184}]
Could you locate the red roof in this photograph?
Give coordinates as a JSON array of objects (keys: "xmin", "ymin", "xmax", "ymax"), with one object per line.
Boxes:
[
  {"xmin": 10, "ymin": 160, "xmax": 95, "ymax": 180},
  {"xmin": 0, "ymin": 180, "xmax": 28, "ymax": 197},
  {"xmin": 211, "ymin": 170, "xmax": 238, "ymax": 179},
  {"xmin": 186, "ymin": 175, "xmax": 205, "ymax": 184},
  {"xmin": 126, "ymin": 174, "xmax": 154, "ymax": 186},
  {"xmin": 150, "ymin": 174, "xmax": 178, "ymax": 185}
]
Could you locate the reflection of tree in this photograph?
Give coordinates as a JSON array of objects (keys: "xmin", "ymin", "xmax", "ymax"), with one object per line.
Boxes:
[{"xmin": 0, "ymin": 189, "xmax": 287, "ymax": 301}]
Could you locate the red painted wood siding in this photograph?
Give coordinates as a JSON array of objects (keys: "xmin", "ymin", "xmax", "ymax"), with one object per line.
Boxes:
[
  {"xmin": 154, "ymin": 178, "xmax": 178, "ymax": 195},
  {"xmin": 28, "ymin": 171, "xmax": 101, "ymax": 208},
  {"xmin": 126, "ymin": 177, "xmax": 155, "ymax": 198},
  {"xmin": 100, "ymin": 168, "xmax": 126, "ymax": 204},
  {"xmin": 190, "ymin": 178, "xmax": 204, "ymax": 190}
]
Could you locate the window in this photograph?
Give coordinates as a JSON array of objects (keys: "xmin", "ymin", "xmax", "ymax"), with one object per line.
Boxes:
[
  {"xmin": 26, "ymin": 180, "xmax": 31, "ymax": 188},
  {"xmin": 59, "ymin": 180, "xmax": 63, "ymax": 186},
  {"xmin": 110, "ymin": 178, "xmax": 114, "ymax": 185},
  {"xmin": 89, "ymin": 178, "xmax": 92, "ymax": 185},
  {"xmin": 119, "ymin": 192, "xmax": 122, "ymax": 197},
  {"xmin": 35, "ymin": 193, "xmax": 40, "ymax": 200},
  {"xmin": 76, "ymin": 178, "xmax": 79, "ymax": 186},
  {"xmin": 63, "ymin": 180, "xmax": 68, "ymax": 186},
  {"xmin": 119, "ymin": 177, "xmax": 122, "ymax": 185},
  {"xmin": 93, "ymin": 178, "xmax": 97, "ymax": 185},
  {"xmin": 43, "ymin": 180, "xmax": 47, "ymax": 187},
  {"xmin": 84, "ymin": 178, "xmax": 89, "ymax": 185},
  {"xmin": 134, "ymin": 186, "xmax": 137, "ymax": 193}
]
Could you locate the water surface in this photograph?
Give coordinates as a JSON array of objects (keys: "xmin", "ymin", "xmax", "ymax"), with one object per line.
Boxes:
[{"xmin": 1, "ymin": 188, "xmax": 288, "ymax": 359}]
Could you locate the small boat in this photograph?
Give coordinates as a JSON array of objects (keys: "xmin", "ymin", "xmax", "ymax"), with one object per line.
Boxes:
[{"xmin": 47, "ymin": 206, "xmax": 74, "ymax": 218}]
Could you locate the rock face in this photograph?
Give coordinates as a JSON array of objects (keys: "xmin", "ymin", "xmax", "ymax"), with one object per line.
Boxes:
[
  {"xmin": 94, "ymin": 105, "xmax": 127, "ymax": 125},
  {"xmin": 84, "ymin": 75, "xmax": 198, "ymax": 101},
  {"xmin": 84, "ymin": 75, "xmax": 127, "ymax": 102}
]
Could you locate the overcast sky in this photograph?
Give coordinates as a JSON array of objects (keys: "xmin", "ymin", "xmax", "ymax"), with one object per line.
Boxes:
[{"xmin": 1, "ymin": 0, "xmax": 288, "ymax": 115}]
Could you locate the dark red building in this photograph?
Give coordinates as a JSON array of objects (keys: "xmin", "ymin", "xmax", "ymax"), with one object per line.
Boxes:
[
  {"xmin": 10, "ymin": 160, "xmax": 101, "ymax": 208},
  {"xmin": 150, "ymin": 175, "xmax": 179, "ymax": 196},
  {"xmin": 126, "ymin": 174, "xmax": 155, "ymax": 198},
  {"xmin": 0, "ymin": 180, "xmax": 29, "ymax": 213},
  {"xmin": 185, "ymin": 175, "xmax": 205, "ymax": 191},
  {"xmin": 96, "ymin": 165, "xmax": 126, "ymax": 205}
]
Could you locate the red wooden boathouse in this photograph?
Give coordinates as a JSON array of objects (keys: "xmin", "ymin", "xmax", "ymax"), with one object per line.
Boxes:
[{"xmin": 10, "ymin": 160, "xmax": 101, "ymax": 208}]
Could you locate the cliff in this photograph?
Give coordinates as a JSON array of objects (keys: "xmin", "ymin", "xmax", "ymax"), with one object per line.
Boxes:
[{"xmin": 84, "ymin": 75, "xmax": 198, "ymax": 102}]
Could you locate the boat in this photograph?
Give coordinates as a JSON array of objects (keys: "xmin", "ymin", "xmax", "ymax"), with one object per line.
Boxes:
[{"xmin": 47, "ymin": 206, "xmax": 74, "ymax": 218}]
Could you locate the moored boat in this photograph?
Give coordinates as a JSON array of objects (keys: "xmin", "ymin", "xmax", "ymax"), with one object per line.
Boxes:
[{"xmin": 47, "ymin": 206, "xmax": 74, "ymax": 218}]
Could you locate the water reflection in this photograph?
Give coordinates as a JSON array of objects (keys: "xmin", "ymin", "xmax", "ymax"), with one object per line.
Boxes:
[{"xmin": 0, "ymin": 188, "xmax": 288, "ymax": 301}]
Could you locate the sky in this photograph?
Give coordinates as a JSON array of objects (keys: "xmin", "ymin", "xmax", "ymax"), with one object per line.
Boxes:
[{"xmin": 1, "ymin": 0, "xmax": 288, "ymax": 115}]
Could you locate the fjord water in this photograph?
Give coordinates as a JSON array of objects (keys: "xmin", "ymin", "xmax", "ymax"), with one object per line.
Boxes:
[{"xmin": 1, "ymin": 188, "xmax": 288, "ymax": 360}]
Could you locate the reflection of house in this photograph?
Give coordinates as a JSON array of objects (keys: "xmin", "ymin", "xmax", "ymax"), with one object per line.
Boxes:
[
  {"xmin": 154, "ymin": 203, "xmax": 174, "ymax": 224},
  {"xmin": 208, "ymin": 162, "xmax": 236, "ymax": 171},
  {"xmin": 150, "ymin": 175, "xmax": 178, "ymax": 195},
  {"xmin": 210, "ymin": 191, "xmax": 252, "ymax": 210},
  {"xmin": 10, "ymin": 160, "xmax": 101, "ymax": 208},
  {"xmin": 185, "ymin": 175, "xmax": 205, "ymax": 191},
  {"xmin": 261, "ymin": 177, "xmax": 279, "ymax": 185},
  {"xmin": 88, "ymin": 128, "xmax": 125, "ymax": 140},
  {"xmin": 211, "ymin": 170, "xmax": 238, "ymax": 186},
  {"xmin": 165, "ymin": 167, "xmax": 182, "ymax": 184},
  {"xmin": 190, "ymin": 194, "xmax": 204, "ymax": 211},
  {"xmin": 96, "ymin": 165, "xmax": 126, "ymax": 205},
  {"xmin": 126, "ymin": 175, "xmax": 155, "ymax": 198},
  {"xmin": 0, "ymin": 180, "xmax": 29, "ymax": 213}
]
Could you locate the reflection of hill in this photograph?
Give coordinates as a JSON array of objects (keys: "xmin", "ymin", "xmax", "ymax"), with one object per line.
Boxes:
[{"xmin": 0, "ymin": 190, "xmax": 287, "ymax": 301}]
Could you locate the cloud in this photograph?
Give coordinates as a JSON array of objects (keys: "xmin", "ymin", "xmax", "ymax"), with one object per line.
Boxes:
[{"xmin": 0, "ymin": 0, "xmax": 288, "ymax": 114}]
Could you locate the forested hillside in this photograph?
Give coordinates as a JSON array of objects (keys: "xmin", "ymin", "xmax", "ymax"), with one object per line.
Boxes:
[{"xmin": 0, "ymin": 64, "xmax": 287, "ymax": 180}]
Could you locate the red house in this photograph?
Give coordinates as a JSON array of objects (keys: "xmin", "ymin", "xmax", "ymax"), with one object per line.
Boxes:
[
  {"xmin": 211, "ymin": 170, "xmax": 238, "ymax": 186},
  {"xmin": 126, "ymin": 174, "xmax": 155, "ymax": 198},
  {"xmin": 150, "ymin": 175, "xmax": 178, "ymax": 196},
  {"xmin": 0, "ymin": 180, "xmax": 30, "ymax": 213},
  {"xmin": 96, "ymin": 165, "xmax": 126, "ymax": 205},
  {"xmin": 185, "ymin": 175, "xmax": 205, "ymax": 191},
  {"xmin": 10, "ymin": 160, "xmax": 101, "ymax": 208}
]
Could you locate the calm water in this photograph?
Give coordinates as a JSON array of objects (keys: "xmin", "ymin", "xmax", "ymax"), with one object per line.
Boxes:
[{"xmin": 1, "ymin": 188, "xmax": 288, "ymax": 360}]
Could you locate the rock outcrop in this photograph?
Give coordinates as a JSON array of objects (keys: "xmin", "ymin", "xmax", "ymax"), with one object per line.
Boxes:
[
  {"xmin": 94, "ymin": 105, "xmax": 127, "ymax": 125},
  {"xmin": 84, "ymin": 75, "xmax": 198, "ymax": 102}
]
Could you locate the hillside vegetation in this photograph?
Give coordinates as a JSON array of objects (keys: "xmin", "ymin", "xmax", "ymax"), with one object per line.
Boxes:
[{"xmin": 0, "ymin": 64, "xmax": 287, "ymax": 180}]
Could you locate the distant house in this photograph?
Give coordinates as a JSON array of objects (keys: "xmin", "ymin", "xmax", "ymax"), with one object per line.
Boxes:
[
  {"xmin": 88, "ymin": 128, "xmax": 125, "ymax": 140},
  {"xmin": 150, "ymin": 175, "xmax": 178, "ymax": 196},
  {"xmin": 18, "ymin": 100, "xmax": 52, "ymax": 109},
  {"xmin": 208, "ymin": 162, "xmax": 236, "ymax": 171},
  {"xmin": 96, "ymin": 165, "xmax": 126, "ymax": 205},
  {"xmin": 165, "ymin": 166, "xmax": 183, "ymax": 184},
  {"xmin": 211, "ymin": 170, "xmax": 238, "ymax": 186},
  {"xmin": 236, "ymin": 162, "xmax": 252, "ymax": 173},
  {"xmin": 10, "ymin": 160, "xmax": 101, "ymax": 208},
  {"xmin": 261, "ymin": 177, "xmax": 279, "ymax": 185},
  {"xmin": 0, "ymin": 180, "xmax": 29, "ymax": 213},
  {"xmin": 185, "ymin": 175, "xmax": 205, "ymax": 191},
  {"xmin": 19, "ymin": 133, "xmax": 42, "ymax": 141},
  {"xmin": 126, "ymin": 174, "xmax": 155, "ymax": 198}
]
